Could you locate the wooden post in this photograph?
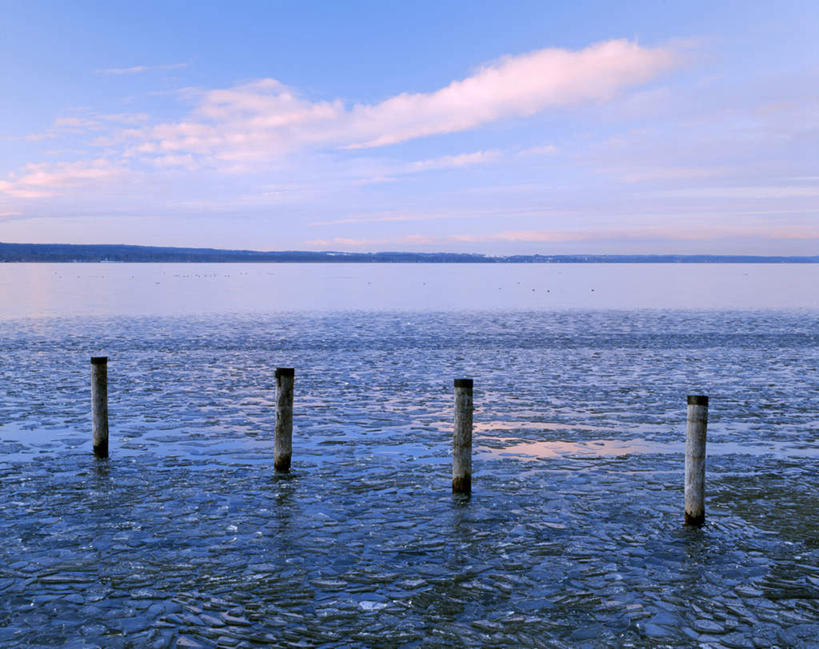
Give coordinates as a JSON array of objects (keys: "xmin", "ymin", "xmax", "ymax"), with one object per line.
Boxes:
[
  {"xmin": 452, "ymin": 378, "xmax": 473, "ymax": 494},
  {"xmin": 274, "ymin": 368, "xmax": 294, "ymax": 472},
  {"xmin": 685, "ymin": 395, "xmax": 709, "ymax": 526},
  {"xmin": 91, "ymin": 356, "xmax": 109, "ymax": 458}
]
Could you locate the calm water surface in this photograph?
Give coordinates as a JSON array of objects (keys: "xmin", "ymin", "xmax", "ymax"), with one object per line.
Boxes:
[
  {"xmin": 0, "ymin": 264, "xmax": 817, "ymax": 648},
  {"xmin": 1, "ymin": 262, "xmax": 818, "ymax": 316}
]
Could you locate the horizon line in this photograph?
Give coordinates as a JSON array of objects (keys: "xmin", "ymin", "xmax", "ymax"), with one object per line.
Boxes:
[{"xmin": 0, "ymin": 241, "xmax": 817, "ymax": 263}]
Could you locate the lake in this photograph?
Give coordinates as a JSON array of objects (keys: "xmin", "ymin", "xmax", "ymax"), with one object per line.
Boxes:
[
  {"xmin": 1, "ymin": 262, "xmax": 818, "ymax": 317},
  {"xmin": 0, "ymin": 263, "xmax": 817, "ymax": 648}
]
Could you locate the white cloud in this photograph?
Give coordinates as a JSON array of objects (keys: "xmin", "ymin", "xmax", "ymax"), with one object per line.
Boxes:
[
  {"xmin": 653, "ymin": 186, "xmax": 819, "ymax": 199},
  {"xmin": 129, "ymin": 39, "xmax": 679, "ymax": 165},
  {"xmin": 408, "ymin": 150, "xmax": 500, "ymax": 172},
  {"xmin": 306, "ymin": 234, "xmax": 437, "ymax": 248},
  {"xmin": 306, "ymin": 224, "xmax": 819, "ymax": 250},
  {"xmin": 450, "ymin": 224, "xmax": 819, "ymax": 243},
  {"xmin": 616, "ymin": 166, "xmax": 728, "ymax": 182},
  {"xmin": 15, "ymin": 112, "xmax": 150, "ymax": 142},
  {"xmin": 0, "ymin": 39, "xmax": 683, "ymax": 210},
  {"xmin": 519, "ymin": 144, "xmax": 559, "ymax": 156},
  {"xmin": 0, "ymin": 160, "xmax": 122, "ymax": 198},
  {"xmin": 345, "ymin": 40, "xmax": 677, "ymax": 148},
  {"xmin": 344, "ymin": 149, "xmax": 501, "ymax": 185},
  {"xmin": 310, "ymin": 211, "xmax": 464, "ymax": 227},
  {"xmin": 96, "ymin": 63, "xmax": 189, "ymax": 75}
]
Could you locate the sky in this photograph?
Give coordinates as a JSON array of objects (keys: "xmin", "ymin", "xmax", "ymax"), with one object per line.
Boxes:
[{"xmin": 1, "ymin": 0, "xmax": 818, "ymax": 254}]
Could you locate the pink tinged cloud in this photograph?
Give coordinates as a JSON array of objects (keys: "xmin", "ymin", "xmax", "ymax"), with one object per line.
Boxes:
[
  {"xmin": 306, "ymin": 223, "xmax": 819, "ymax": 250},
  {"xmin": 0, "ymin": 160, "xmax": 122, "ymax": 199},
  {"xmin": 450, "ymin": 224, "xmax": 819, "ymax": 244},
  {"xmin": 96, "ymin": 63, "xmax": 189, "ymax": 75},
  {"xmin": 519, "ymin": 144, "xmax": 559, "ymax": 156},
  {"xmin": 17, "ymin": 112, "xmax": 151, "ymax": 143},
  {"xmin": 134, "ymin": 80, "xmax": 344, "ymax": 162},
  {"xmin": 0, "ymin": 40, "xmax": 680, "ymax": 197},
  {"xmin": 132, "ymin": 39, "xmax": 679, "ymax": 164},
  {"xmin": 408, "ymin": 150, "xmax": 500, "ymax": 172},
  {"xmin": 307, "ymin": 234, "xmax": 437, "ymax": 247},
  {"xmin": 345, "ymin": 39, "xmax": 678, "ymax": 148}
]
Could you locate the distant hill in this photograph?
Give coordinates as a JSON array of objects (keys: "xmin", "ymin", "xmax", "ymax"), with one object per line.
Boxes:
[{"xmin": 0, "ymin": 242, "xmax": 816, "ymax": 263}]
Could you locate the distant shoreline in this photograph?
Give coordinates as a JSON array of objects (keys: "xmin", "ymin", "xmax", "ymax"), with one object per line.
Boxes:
[{"xmin": 0, "ymin": 242, "xmax": 816, "ymax": 263}]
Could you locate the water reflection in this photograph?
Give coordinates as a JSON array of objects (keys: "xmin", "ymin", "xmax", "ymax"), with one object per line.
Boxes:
[
  {"xmin": 272, "ymin": 474, "xmax": 296, "ymax": 534},
  {"xmin": 484, "ymin": 438, "xmax": 669, "ymax": 459},
  {"xmin": 481, "ymin": 437, "xmax": 819, "ymax": 460},
  {"xmin": 91, "ymin": 456, "xmax": 112, "ymax": 481}
]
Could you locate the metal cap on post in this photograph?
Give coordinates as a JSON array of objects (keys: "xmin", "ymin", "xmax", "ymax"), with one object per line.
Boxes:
[
  {"xmin": 274, "ymin": 368, "xmax": 295, "ymax": 472},
  {"xmin": 452, "ymin": 378, "xmax": 473, "ymax": 495},
  {"xmin": 91, "ymin": 356, "xmax": 109, "ymax": 458},
  {"xmin": 685, "ymin": 394, "xmax": 709, "ymax": 526}
]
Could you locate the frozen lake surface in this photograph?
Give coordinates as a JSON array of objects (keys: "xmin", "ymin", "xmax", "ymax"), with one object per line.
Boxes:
[{"xmin": 0, "ymin": 264, "xmax": 817, "ymax": 648}]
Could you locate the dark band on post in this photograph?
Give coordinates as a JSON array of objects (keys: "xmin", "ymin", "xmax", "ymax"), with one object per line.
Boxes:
[
  {"xmin": 275, "ymin": 367, "xmax": 295, "ymax": 378},
  {"xmin": 93, "ymin": 440, "xmax": 109, "ymax": 459},
  {"xmin": 687, "ymin": 395, "xmax": 709, "ymax": 406},
  {"xmin": 685, "ymin": 511, "xmax": 705, "ymax": 526},
  {"xmin": 452, "ymin": 474, "xmax": 471, "ymax": 494},
  {"xmin": 454, "ymin": 378, "xmax": 473, "ymax": 389},
  {"xmin": 91, "ymin": 356, "xmax": 108, "ymax": 365}
]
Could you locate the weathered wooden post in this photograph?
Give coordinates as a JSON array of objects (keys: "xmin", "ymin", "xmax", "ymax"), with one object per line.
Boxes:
[
  {"xmin": 685, "ymin": 395, "xmax": 709, "ymax": 526},
  {"xmin": 91, "ymin": 356, "xmax": 109, "ymax": 458},
  {"xmin": 452, "ymin": 378, "xmax": 473, "ymax": 494},
  {"xmin": 274, "ymin": 368, "xmax": 295, "ymax": 472}
]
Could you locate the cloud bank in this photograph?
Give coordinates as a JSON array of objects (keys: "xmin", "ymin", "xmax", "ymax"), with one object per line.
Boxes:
[
  {"xmin": 134, "ymin": 39, "xmax": 679, "ymax": 165},
  {"xmin": 2, "ymin": 39, "xmax": 679, "ymax": 199}
]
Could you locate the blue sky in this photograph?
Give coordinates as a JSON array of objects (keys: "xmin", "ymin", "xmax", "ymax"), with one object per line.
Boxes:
[{"xmin": 1, "ymin": 0, "xmax": 817, "ymax": 254}]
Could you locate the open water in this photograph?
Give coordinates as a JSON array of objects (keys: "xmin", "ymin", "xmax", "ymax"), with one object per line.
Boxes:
[{"xmin": 0, "ymin": 264, "xmax": 817, "ymax": 648}]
